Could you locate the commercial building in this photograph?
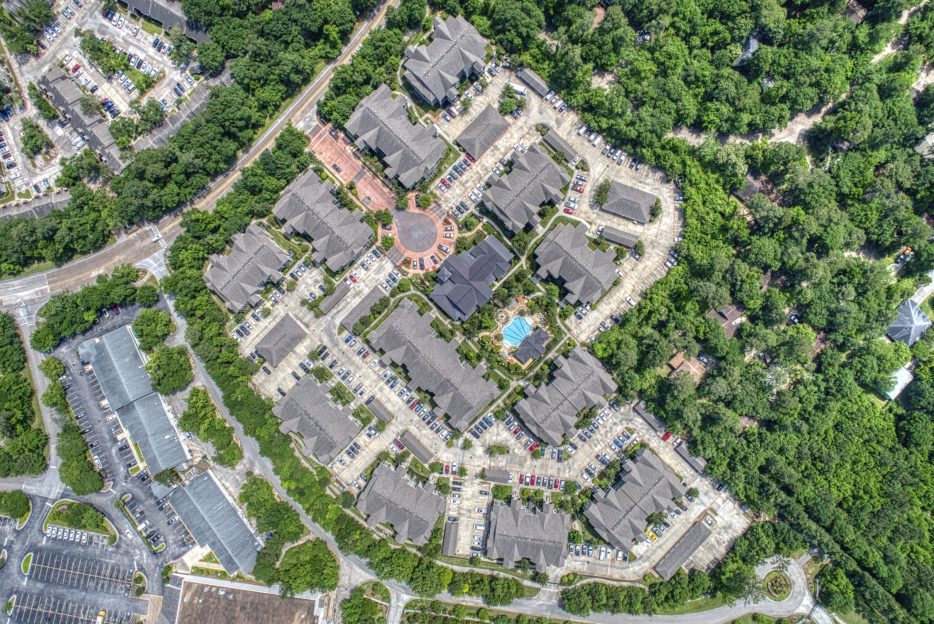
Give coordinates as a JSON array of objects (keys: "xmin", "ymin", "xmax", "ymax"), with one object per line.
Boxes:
[
  {"xmin": 584, "ymin": 449, "xmax": 685, "ymax": 554},
  {"xmin": 254, "ymin": 314, "xmax": 306, "ymax": 368},
  {"xmin": 599, "ymin": 181, "xmax": 658, "ymax": 224},
  {"xmin": 486, "ymin": 502, "xmax": 569, "ymax": 571},
  {"xmin": 274, "ymin": 377, "xmax": 359, "ymax": 464},
  {"xmin": 534, "ymin": 222, "xmax": 617, "ymax": 305},
  {"xmin": 484, "ymin": 144, "xmax": 569, "ymax": 233},
  {"xmin": 356, "ymin": 463, "xmax": 445, "ymax": 545},
  {"xmin": 38, "ymin": 67, "xmax": 125, "ymax": 173},
  {"xmin": 430, "ymin": 236, "xmax": 513, "ymax": 321},
  {"xmin": 368, "ymin": 299, "xmax": 498, "ymax": 431},
  {"xmin": 115, "ymin": 393, "xmax": 188, "ymax": 474},
  {"xmin": 403, "ymin": 15, "xmax": 487, "ymax": 107},
  {"xmin": 273, "ymin": 170, "xmax": 372, "ymax": 272},
  {"xmin": 345, "ymin": 84, "xmax": 446, "ymax": 188},
  {"xmin": 173, "ymin": 577, "xmax": 322, "ymax": 624},
  {"xmin": 167, "ymin": 471, "xmax": 261, "ymax": 575},
  {"xmin": 456, "ymin": 105, "xmax": 509, "ymax": 159},
  {"xmin": 513, "ymin": 347, "xmax": 615, "ymax": 446},
  {"xmin": 204, "ymin": 224, "xmax": 290, "ymax": 312},
  {"xmin": 78, "ymin": 325, "xmax": 188, "ymax": 474}
]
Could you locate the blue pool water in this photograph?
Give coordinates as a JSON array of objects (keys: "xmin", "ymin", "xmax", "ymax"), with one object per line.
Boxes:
[{"xmin": 502, "ymin": 316, "xmax": 533, "ymax": 348}]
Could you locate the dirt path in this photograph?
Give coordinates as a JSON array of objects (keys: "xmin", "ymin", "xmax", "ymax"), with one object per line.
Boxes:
[{"xmin": 668, "ymin": 2, "xmax": 928, "ymax": 148}]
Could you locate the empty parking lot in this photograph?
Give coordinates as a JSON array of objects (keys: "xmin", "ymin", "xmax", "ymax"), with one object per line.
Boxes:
[
  {"xmin": 9, "ymin": 593, "xmax": 139, "ymax": 624},
  {"xmin": 28, "ymin": 551, "xmax": 133, "ymax": 594}
]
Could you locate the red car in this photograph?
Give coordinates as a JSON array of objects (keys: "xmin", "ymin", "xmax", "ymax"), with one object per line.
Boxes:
[
  {"xmin": 662, "ymin": 432, "xmax": 672, "ymax": 441},
  {"xmin": 72, "ymin": 64, "xmax": 81, "ymax": 73},
  {"xmin": 518, "ymin": 473, "xmax": 524, "ymax": 484},
  {"xmin": 553, "ymin": 479, "xmax": 560, "ymax": 489},
  {"xmin": 529, "ymin": 443, "xmax": 539, "ymax": 453},
  {"xmin": 563, "ymin": 208, "xmax": 575, "ymax": 215},
  {"xmin": 573, "ymin": 185, "xmax": 584, "ymax": 193},
  {"xmin": 348, "ymin": 273, "xmax": 358, "ymax": 283}
]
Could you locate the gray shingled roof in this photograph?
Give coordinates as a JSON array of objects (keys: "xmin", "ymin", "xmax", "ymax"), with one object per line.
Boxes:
[
  {"xmin": 601, "ymin": 226, "xmax": 639, "ymax": 249},
  {"xmin": 486, "ymin": 502, "xmax": 569, "ymax": 570},
  {"xmin": 254, "ymin": 314, "xmax": 305, "ymax": 368},
  {"xmin": 273, "ymin": 171, "xmax": 372, "ymax": 272},
  {"xmin": 318, "ymin": 280, "xmax": 351, "ymax": 315},
  {"xmin": 442, "ymin": 519, "xmax": 459, "ymax": 556},
  {"xmin": 78, "ymin": 326, "xmax": 153, "ymax": 412},
  {"xmin": 116, "ymin": 393, "xmax": 188, "ymax": 474},
  {"xmin": 430, "ymin": 236, "xmax": 513, "ymax": 322},
  {"xmin": 403, "ymin": 15, "xmax": 487, "ymax": 106},
  {"xmin": 676, "ymin": 442, "xmax": 707, "ymax": 474},
  {"xmin": 345, "ymin": 85, "xmax": 446, "ymax": 189},
  {"xmin": 484, "ymin": 144, "xmax": 570, "ymax": 233},
  {"xmin": 368, "ymin": 299, "xmax": 498, "ymax": 431},
  {"xmin": 654, "ymin": 521, "xmax": 712, "ymax": 581},
  {"xmin": 124, "ymin": 0, "xmax": 209, "ymax": 42},
  {"xmin": 513, "ymin": 327, "xmax": 549, "ymax": 364},
  {"xmin": 274, "ymin": 377, "xmax": 359, "ymax": 464},
  {"xmin": 79, "ymin": 325, "xmax": 188, "ymax": 474},
  {"xmin": 514, "ymin": 347, "xmax": 615, "ymax": 446},
  {"xmin": 887, "ymin": 299, "xmax": 931, "ymax": 346},
  {"xmin": 400, "ymin": 431, "xmax": 434, "ymax": 465},
  {"xmin": 356, "ymin": 463, "xmax": 444, "ymax": 545},
  {"xmin": 634, "ymin": 401, "xmax": 666, "ymax": 433},
  {"xmin": 204, "ymin": 224, "xmax": 290, "ymax": 312},
  {"xmin": 341, "ymin": 288, "xmax": 386, "ymax": 333},
  {"xmin": 364, "ymin": 396, "xmax": 393, "ymax": 422},
  {"xmin": 456, "ymin": 105, "xmax": 509, "ymax": 159},
  {"xmin": 541, "ymin": 127, "xmax": 578, "ymax": 164},
  {"xmin": 167, "ymin": 471, "xmax": 260, "ymax": 575},
  {"xmin": 584, "ymin": 449, "xmax": 685, "ymax": 553},
  {"xmin": 534, "ymin": 222, "xmax": 617, "ymax": 305},
  {"xmin": 515, "ymin": 67, "xmax": 549, "ymax": 97},
  {"xmin": 38, "ymin": 67, "xmax": 124, "ymax": 173},
  {"xmin": 600, "ymin": 181, "xmax": 658, "ymax": 224}
]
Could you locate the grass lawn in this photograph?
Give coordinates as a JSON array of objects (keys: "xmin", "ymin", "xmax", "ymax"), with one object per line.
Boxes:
[
  {"xmin": 20, "ymin": 552, "xmax": 31, "ymax": 575},
  {"xmin": 763, "ymin": 570, "xmax": 792, "ymax": 601},
  {"xmin": 654, "ymin": 594, "xmax": 728, "ymax": 615},
  {"xmin": 44, "ymin": 499, "xmax": 116, "ymax": 543},
  {"xmin": 836, "ymin": 608, "xmax": 870, "ymax": 624}
]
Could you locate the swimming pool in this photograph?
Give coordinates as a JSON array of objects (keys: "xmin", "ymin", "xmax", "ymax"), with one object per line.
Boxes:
[{"xmin": 502, "ymin": 316, "xmax": 533, "ymax": 348}]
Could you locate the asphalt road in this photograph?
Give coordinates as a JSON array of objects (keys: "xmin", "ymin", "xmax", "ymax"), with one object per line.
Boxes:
[{"xmin": 0, "ymin": 0, "xmax": 393, "ymax": 311}]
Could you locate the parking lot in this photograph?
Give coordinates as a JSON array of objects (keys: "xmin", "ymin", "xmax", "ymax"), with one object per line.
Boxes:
[
  {"xmin": 9, "ymin": 592, "xmax": 141, "ymax": 624},
  {"xmin": 44, "ymin": 525, "xmax": 111, "ymax": 548},
  {"xmin": 28, "ymin": 551, "xmax": 134, "ymax": 594},
  {"xmin": 432, "ymin": 67, "xmax": 683, "ymax": 344}
]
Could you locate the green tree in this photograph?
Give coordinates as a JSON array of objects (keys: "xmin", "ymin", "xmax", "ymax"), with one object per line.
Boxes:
[
  {"xmin": 0, "ymin": 489, "xmax": 30, "ymax": 520},
  {"xmin": 818, "ymin": 566, "xmax": 855, "ymax": 613},
  {"xmin": 593, "ymin": 180, "xmax": 610, "ymax": 207},
  {"xmin": 278, "ymin": 540, "xmax": 339, "ymax": 595},
  {"xmin": 20, "ymin": 119, "xmax": 53, "ymax": 158},
  {"xmin": 145, "ymin": 346, "xmax": 193, "ymax": 394},
  {"xmin": 132, "ymin": 309, "xmax": 175, "ymax": 352},
  {"xmin": 0, "ymin": 314, "xmax": 26, "ymax": 375}
]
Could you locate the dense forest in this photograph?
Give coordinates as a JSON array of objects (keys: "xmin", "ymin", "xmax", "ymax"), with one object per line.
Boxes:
[{"xmin": 0, "ymin": 313, "xmax": 47, "ymax": 476}]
